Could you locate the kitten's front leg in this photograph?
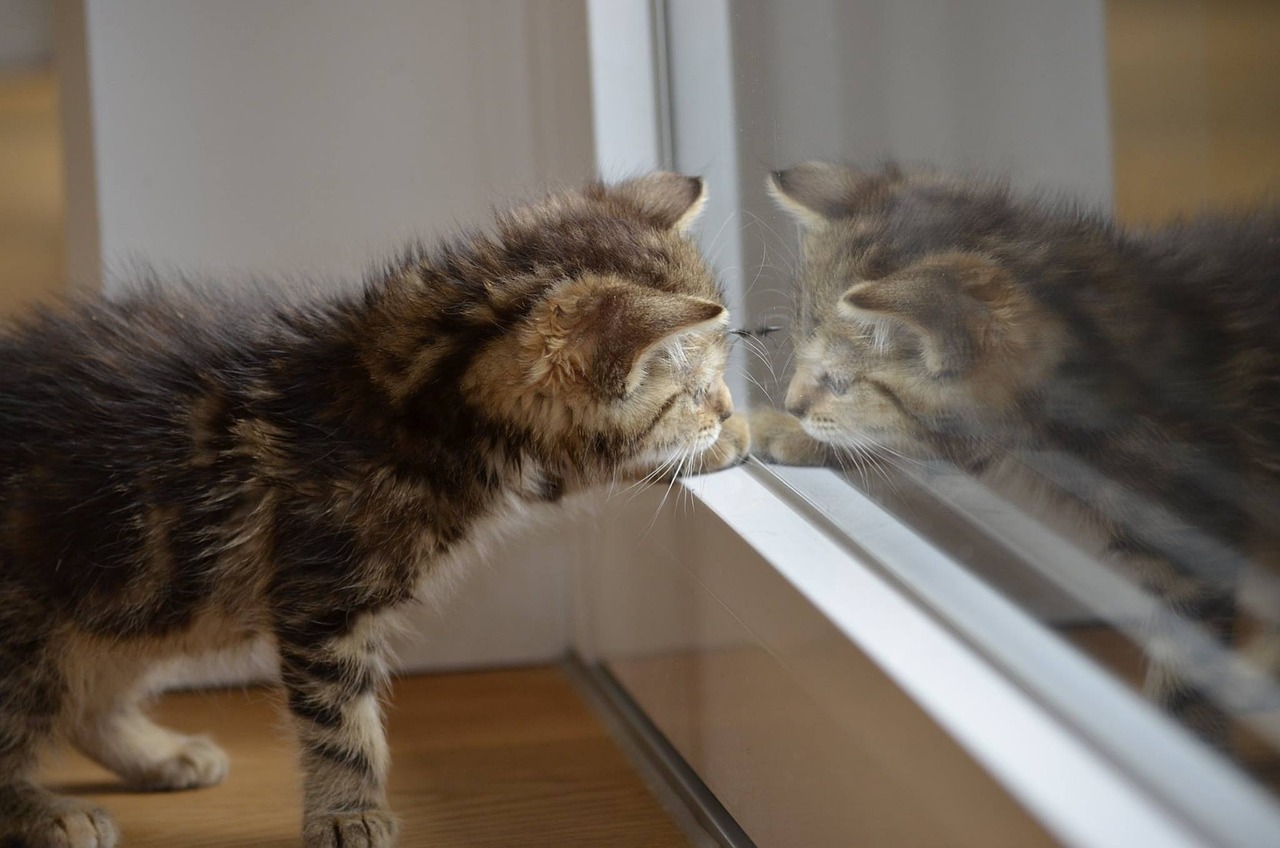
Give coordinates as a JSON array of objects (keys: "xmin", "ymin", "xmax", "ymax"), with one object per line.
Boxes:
[
  {"xmin": 1107, "ymin": 545, "xmax": 1235, "ymax": 746},
  {"xmin": 276, "ymin": 613, "xmax": 399, "ymax": 848},
  {"xmin": 686, "ymin": 412, "xmax": 751, "ymax": 474},
  {"xmin": 626, "ymin": 413, "xmax": 751, "ymax": 482}
]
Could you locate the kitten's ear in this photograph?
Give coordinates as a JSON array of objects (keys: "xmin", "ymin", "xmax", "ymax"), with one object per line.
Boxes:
[
  {"xmin": 839, "ymin": 255, "xmax": 1007, "ymax": 376},
  {"xmin": 538, "ymin": 279, "xmax": 726, "ymax": 395},
  {"xmin": 585, "ymin": 284, "xmax": 726, "ymax": 395},
  {"xmin": 612, "ymin": 172, "xmax": 708, "ymax": 234},
  {"xmin": 768, "ymin": 161, "xmax": 863, "ymax": 228}
]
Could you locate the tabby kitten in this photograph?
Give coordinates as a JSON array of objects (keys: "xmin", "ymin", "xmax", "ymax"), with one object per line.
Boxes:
[
  {"xmin": 757, "ymin": 161, "xmax": 1280, "ymax": 737},
  {"xmin": 0, "ymin": 172, "xmax": 747, "ymax": 848}
]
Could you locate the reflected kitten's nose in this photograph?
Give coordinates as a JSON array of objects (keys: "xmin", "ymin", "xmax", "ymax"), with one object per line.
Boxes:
[
  {"xmin": 785, "ymin": 374, "xmax": 819, "ymax": 417},
  {"xmin": 778, "ymin": 384, "xmax": 808, "ymax": 417}
]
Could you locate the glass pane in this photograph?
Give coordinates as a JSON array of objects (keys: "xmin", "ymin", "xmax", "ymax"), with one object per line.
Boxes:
[{"xmin": 684, "ymin": 0, "xmax": 1280, "ymax": 807}]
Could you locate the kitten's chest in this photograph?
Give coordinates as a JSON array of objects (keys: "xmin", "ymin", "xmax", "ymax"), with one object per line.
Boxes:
[
  {"xmin": 405, "ymin": 487, "xmax": 566, "ymax": 601},
  {"xmin": 349, "ymin": 458, "xmax": 563, "ymax": 596}
]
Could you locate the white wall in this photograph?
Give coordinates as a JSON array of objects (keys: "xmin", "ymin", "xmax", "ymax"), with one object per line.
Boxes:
[
  {"xmin": 726, "ymin": 0, "xmax": 1112, "ymax": 203},
  {"xmin": 57, "ymin": 0, "xmax": 594, "ymax": 673},
  {"xmin": 70, "ymin": 0, "xmax": 593, "ymax": 286}
]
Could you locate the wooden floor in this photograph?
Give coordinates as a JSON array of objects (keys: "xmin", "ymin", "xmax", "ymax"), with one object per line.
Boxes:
[
  {"xmin": 0, "ymin": 70, "xmax": 64, "ymax": 313},
  {"xmin": 39, "ymin": 667, "xmax": 692, "ymax": 848}
]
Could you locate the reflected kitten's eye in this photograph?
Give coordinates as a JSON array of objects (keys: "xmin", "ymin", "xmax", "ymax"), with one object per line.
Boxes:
[{"xmin": 821, "ymin": 373, "xmax": 851, "ymax": 396}]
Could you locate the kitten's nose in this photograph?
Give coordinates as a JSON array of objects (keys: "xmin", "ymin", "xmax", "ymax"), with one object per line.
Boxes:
[
  {"xmin": 785, "ymin": 395, "xmax": 810, "ymax": 418},
  {"xmin": 713, "ymin": 381, "xmax": 733, "ymax": 421}
]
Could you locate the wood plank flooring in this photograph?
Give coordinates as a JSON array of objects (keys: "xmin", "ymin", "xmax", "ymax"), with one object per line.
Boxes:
[
  {"xmin": 39, "ymin": 667, "xmax": 691, "ymax": 848},
  {"xmin": 0, "ymin": 70, "xmax": 64, "ymax": 313}
]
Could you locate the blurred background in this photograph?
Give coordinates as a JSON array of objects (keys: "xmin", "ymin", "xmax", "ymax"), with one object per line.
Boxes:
[
  {"xmin": 1109, "ymin": 0, "xmax": 1280, "ymax": 223},
  {"xmin": 0, "ymin": 0, "xmax": 595, "ymax": 307},
  {"xmin": 4, "ymin": 1, "xmax": 1279, "ymax": 347}
]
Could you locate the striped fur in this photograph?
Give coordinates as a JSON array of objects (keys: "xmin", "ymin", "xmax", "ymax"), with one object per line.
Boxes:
[
  {"xmin": 761, "ymin": 161, "xmax": 1280, "ymax": 745},
  {"xmin": 0, "ymin": 173, "xmax": 743, "ymax": 847}
]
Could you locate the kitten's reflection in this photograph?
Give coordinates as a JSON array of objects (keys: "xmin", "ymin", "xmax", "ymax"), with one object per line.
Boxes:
[{"xmin": 753, "ymin": 161, "xmax": 1280, "ymax": 754}]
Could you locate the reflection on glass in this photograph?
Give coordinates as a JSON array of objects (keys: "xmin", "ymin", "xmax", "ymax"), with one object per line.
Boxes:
[
  {"xmin": 756, "ymin": 156, "xmax": 1280, "ymax": 745},
  {"xmin": 733, "ymin": 1, "xmax": 1280, "ymax": 800}
]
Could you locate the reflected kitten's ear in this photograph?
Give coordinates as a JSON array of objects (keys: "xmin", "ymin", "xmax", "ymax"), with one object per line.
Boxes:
[
  {"xmin": 612, "ymin": 172, "xmax": 708, "ymax": 234},
  {"xmin": 767, "ymin": 161, "xmax": 864, "ymax": 228},
  {"xmin": 536, "ymin": 278, "xmax": 726, "ymax": 396}
]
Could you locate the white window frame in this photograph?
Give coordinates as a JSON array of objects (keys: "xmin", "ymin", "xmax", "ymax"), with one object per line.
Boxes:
[{"xmin": 582, "ymin": 3, "xmax": 1280, "ymax": 846}]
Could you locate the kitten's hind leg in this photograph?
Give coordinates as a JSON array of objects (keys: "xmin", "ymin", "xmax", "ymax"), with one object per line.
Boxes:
[
  {"xmin": 71, "ymin": 704, "xmax": 229, "ymax": 792},
  {"xmin": 0, "ymin": 621, "xmax": 119, "ymax": 848},
  {"xmin": 67, "ymin": 660, "xmax": 228, "ymax": 792}
]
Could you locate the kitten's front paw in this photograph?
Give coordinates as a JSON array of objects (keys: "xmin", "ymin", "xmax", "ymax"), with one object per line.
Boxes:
[
  {"xmin": 749, "ymin": 407, "xmax": 831, "ymax": 466},
  {"xmin": 688, "ymin": 413, "xmax": 750, "ymax": 474},
  {"xmin": 304, "ymin": 810, "xmax": 399, "ymax": 848},
  {"xmin": 131, "ymin": 736, "xmax": 229, "ymax": 791}
]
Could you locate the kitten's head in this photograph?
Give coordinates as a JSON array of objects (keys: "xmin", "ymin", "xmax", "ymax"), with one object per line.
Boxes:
[
  {"xmin": 768, "ymin": 162, "xmax": 1067, "ymax": 462},
  {"xmin": 440, "ymin": 172, "xmax": 733, "ymax": 481}
]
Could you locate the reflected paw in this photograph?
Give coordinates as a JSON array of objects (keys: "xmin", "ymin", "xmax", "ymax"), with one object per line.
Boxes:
[
  {"xmin": 304, "ymin": 810, "xmax": 399, "ymax": 848},
  {"xmin": 749, "ymin": 407, "xmax": 830, "ymax": 466}
]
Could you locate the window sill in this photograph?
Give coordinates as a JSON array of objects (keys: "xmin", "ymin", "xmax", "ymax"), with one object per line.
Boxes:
[{"xmin": 578, "ymin": 463, "xmax": 1280, "ymax": 847}]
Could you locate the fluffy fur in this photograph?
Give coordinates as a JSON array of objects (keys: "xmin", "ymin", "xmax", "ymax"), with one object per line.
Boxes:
[
  {"xmin": 756, "ymin": 161, "xmax": 1280, "ymax": 741},
  {"xmin": 0, "ymin": 173, "xmax": 747, "ymax": 848}
]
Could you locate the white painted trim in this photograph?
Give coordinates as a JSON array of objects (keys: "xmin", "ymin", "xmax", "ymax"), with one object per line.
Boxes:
[
  {"xmin": 681, "ymin": 466, "xmax": 1280, "ymax": 846},
  {"xmin": 588, "ymin": 0, "xmax": 751, "ymax": 402},
  {"xmin": 586, "ymin": 0, "xmax": 666, "ymax": 176},
  {"xmin": 742, "ymin": 465, "xmax": 1280, "ymax": 848},
  {"xmin": 662, "ymin": 0, "xmax": 749, "ymax": 406}
]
